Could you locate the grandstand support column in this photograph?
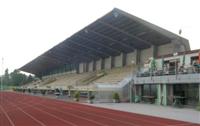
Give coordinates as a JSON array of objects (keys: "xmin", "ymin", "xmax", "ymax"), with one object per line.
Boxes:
[
  {"xmin": 129, "ymin": 83, "xmax": 134, "ymax": 103},
  {"xmin": 93, "ymin": 60, "xmax": 96, "ymax": 71},
  {"xmin": 76, "ymin": 64, "xmax": 80, "ymax": 74},
  {"xmin": 135, "ymin": 49, "xmax": 141, "ymax": 71},
  {"xmin": 133, "ymin": 84, "xmax": 137, "ymax": 103},
  {"xmin": 111, "ymin": 56, "xmax": 115, "ymax": 69},
  {"xmin": 135, "ymin": 49, "xmax": 140, "ymax": 65},
  {"xmin": 157, "ymin": 84, "xmax": 161, "ymax": 105},
  {"xmin": 162, "ymin": 84, "xmax": 167, "ymax": 106},
  {"xmin": 105, "ymin": 56, "xmax": 111, "ymax": 69},
  {"xmin": 151, "ymin": 45, "xmax": 158, "ymax": 58},
  {"xmin": 168, "ymin": 84, "xmax": 174, "ymax": 105},
  {"xmin": 157, "ymin": 84, "xmax": 167, "ymax": 106},
  {"xmin": 86, "ymin": 62, "xmax": 89, "ymax": 72},
  {"xmin": 122, "ymin": 53, "xmax": 127, "ymax": 67},
  {"xmin": 101, "ymin": 58, "xmax": 105, "ymax": 70},
  {"xmin": 79, "ymin": 63, "xmax": 84, "ymax": 73}
]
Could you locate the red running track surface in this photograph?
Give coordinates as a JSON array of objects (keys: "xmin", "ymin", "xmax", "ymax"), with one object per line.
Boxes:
[{"xmin": 0, "ymin": 92, "xmax": 199, "ymax": 126}]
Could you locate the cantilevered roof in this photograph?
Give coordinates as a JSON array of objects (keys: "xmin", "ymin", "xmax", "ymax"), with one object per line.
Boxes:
[{"xmin": 20, "ymin": 8, "xmax": 189, "ymax": 76}]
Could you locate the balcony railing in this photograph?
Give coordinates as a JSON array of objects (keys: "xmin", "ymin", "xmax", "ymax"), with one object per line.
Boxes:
[{"xmin": 134, "ymin": 65, "xmax": 200, "ymax": 84}]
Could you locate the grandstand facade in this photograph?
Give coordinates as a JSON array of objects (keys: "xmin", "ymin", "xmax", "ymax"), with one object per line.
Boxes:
[{"xmin": 18, "ymin": 8, "xmax": 200, "ymax": 106}]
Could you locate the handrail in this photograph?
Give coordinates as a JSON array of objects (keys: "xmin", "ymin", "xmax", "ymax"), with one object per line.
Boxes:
[{"xmin": 137, "ymin": 65, "xmax": 200, "ymax": 77}]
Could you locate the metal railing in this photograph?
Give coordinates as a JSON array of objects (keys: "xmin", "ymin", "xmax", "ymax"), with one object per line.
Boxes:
[{"xmin": 137, "ymin": 65, "xmax": 200, "ymax": 78}]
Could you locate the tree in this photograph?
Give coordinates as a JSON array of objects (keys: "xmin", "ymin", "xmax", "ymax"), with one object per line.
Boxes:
[
  {"xmin": 26, "ymin": 75, "xmax": 34, "ymax": 83},
  {"xmin": 10, "ymin": 70, "xmax": 27, "ymax": 86},
  {"xmin": 0, "ymin": 69, "xmax": 35, "ymax": 87},
  {"xmin": 3, "ymin": 68, "xmax": 10, "ymax": 85}
]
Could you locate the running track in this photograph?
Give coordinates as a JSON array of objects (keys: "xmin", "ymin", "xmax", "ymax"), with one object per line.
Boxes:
[{"xmin": 0, "ymin": 92, "xmax": 199, "ymax": 126}]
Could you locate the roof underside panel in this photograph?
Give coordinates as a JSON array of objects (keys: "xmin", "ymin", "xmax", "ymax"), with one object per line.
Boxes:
[{"xmin": 19, "ymin": 8, "xmax": 183, "ymax": 75}]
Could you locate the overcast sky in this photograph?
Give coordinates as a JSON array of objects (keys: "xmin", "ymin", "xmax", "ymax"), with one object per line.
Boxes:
[{"xmin": 0, "ymin": 0, "xmax": 200, "ymax": 75}]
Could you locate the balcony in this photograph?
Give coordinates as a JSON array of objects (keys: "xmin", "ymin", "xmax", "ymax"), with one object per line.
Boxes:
[{"xmin": 134, "ymin": 65, "xmax": 200, "ymax": 84}]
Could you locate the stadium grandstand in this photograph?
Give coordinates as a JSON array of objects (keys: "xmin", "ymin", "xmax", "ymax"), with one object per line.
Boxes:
[{"xmin": 18, "ymin": 8, "xmax": 197, "ymax": 104}]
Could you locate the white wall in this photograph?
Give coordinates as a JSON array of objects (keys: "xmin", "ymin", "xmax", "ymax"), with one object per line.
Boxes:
[
  {"xmin": 140, "ymin": 48, "xmax": 153, "ymax": 65},
  {"xmin": 105, "ymin": 57, "xmax": 111, "ymax": 69},
  {"xmin": 126, "ymin": 52, "xmax": 136, "ymax": 66},
  {"xmin": 79, "ymin": 63, "xmax": 84, "ymax": 73},
  {"xmin": 157, "ymin": 43, "xmax": 174, "ymax": 56},
  {"xmin": 185, "ymin": 53, "xmax": 198, "ymax": 65},
  {"xmin": 114, "ymin": 54, "xmax": 123, "ymax": 67},
  {"xmin": 88, "ymin": 61, "xmax": 93, "ymax": 72},
  {"xmin": 96, "ymin": 59, "xmax": 101, "ymax": 71}
]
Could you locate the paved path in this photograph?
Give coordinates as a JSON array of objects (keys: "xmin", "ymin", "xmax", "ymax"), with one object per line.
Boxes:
[{"xmin": 86, "ymin": 102, "xmax": 200, "ymax": 124}]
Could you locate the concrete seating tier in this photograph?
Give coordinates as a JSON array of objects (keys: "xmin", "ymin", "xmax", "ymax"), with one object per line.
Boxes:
[
  {"xmin": 44, "ymin": 72, "xmax": 94, "ymax": 87},
  {"xmin": 94, "ymin": 66, "xmax": 136, "ymax": 85}
]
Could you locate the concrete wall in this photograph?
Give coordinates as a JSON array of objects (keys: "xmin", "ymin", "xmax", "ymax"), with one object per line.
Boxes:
[
  {"xmin": 105, "ymin": 57, "xmax": 111, "ymax": 69},
  {"xmin": 184, "ymin": 53, "xmax": 198, "ymax": 65},
  {"xmin": 79, "ymin": 42, "xmax": 190, "ymax": 73},
  {"xmin": 79, "ymin": 63, "xmax": 84, "ymax": 73},
  {"xmin": 157, "ymin": 43, "xmax": 175, "ymax": 56},
  {"xmin": 114, "ymin": 54, "xmax": 123, "ymax": 67},
  {"xmin": 96, "ymin": 59, "xmax": 101, "ymax": 71},
  {"xmin": 140, "ymin": 48, "xmax": 153, "ymax": 65},
  {"xmin": 126, "ymin": 52, "xmax": 136, "ymax": 66},
  {"xmin": 88, "ymin": 61, "xmax": 93, "ymax": 72}
]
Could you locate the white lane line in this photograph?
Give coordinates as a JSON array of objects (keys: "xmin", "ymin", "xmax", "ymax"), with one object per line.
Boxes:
[
  {"xmin": 55, "ymin": 101, "xmax": 167, "ymax": 126},
  {"xmin": 48, "ymin": 102, "xmax": 139, "ymax": 126},
  {"xmin": 0, "ymin": 94, "xmax": 42, "ymax": 115},
  {"xmin": 9, "ymin": 93, "xmax": 167, "ymax": 126},
  {"xmin": 8, "ymin": 93, "xmax": 81, "ymax": 126},
  {"xmin": 38, "ymin": 102, "xmax": 109, "ymax": 126},
  {"xmin": 28, "ymin": 95, "xmax": 140, "ymax": 126},
  {"xmin": 4, "ymin": 98, "xmax": 47, "ymax": 126},
  {"xmin": 15, "ymin": 100, "xmax": 78, "ymax": 126},
  {"xmin": 25, "ymin": 96, "xmax": 140, "ymax": 126},
  {"xmin": 0, "ymin": 105, "xmax": 15, "ymax": 126}
]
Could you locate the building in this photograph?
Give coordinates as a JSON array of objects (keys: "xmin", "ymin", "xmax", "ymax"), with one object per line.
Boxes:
[
  {"xmin": 133, "ymin": 49, "xmax": 200, "ymax": 107},
  {"xmin": 18, "ymin": 8, "xmax": 199, "ymax": 106}
]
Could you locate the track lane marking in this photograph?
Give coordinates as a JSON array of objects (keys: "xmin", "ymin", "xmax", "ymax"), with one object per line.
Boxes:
[
  {"xmin": 39, "ymin": 98, "xmax": 164, "ymax": 126},
  {"xmin": 6, "ymin": 92, "xmax": 139, "ymax": 126},
  {"xmin": 10, "ymin": 98, "xmax": 78, "ymax": 126},
  {"xmin": 4, "ymin": 92, "xmax": 199, "ymax": 126},
  {"xmin": 3, "ymin": 97, "xmax": 47, "ymax": 126},
  {"xmin": 0, "ymin": 104, "xmax": 15, "ymax": 126},
  {"xmin": 10, "ymin": 92, "xmax": 174, "ymax": 126},
  {"xmin": 37, "ymin": 103, "xmax": 109, "ymax": 126},
  {"xmin": 40, "ymin": 100, "xmax": 141, "ymax": 126},
  {"xmin": 37, "ymin": 96, "xmax": 193, "ymax": 126}
]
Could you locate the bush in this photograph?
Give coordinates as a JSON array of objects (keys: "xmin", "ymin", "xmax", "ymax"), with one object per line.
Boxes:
[
  {"xmin": 74, "ymin": 91, "xmax": 80, "ymax": 101},
  {"xmin": 113, "ymin": 92, "xmax": 120, "ymax": 100}
]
